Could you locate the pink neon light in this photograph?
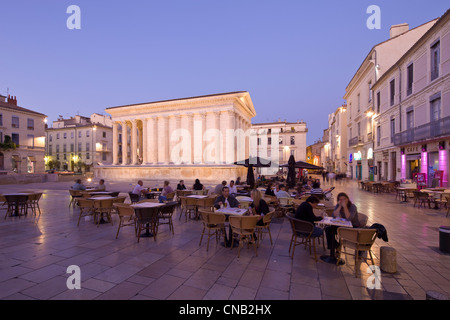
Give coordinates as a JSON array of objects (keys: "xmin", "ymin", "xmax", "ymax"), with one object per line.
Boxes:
[
  {"xmin": 401, "ymin": 154, "xmax": 406, "ymax": 180},
  {"xmin": 439, "ymin": 150, "xmax": 448, "ymax": 187},
  {"xmin": 421, "ymin": 152, "xmax": 428, "ymax": 185}
]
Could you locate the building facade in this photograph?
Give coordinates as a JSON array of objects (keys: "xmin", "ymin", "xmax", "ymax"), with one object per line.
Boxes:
[
  {"xmin": 250, "ymin": 120, "xmax": 308, "ymax": 175},
  {"xmin": 0, "ymin": 95, "xmax": 47, "ymax": 173},
  {"xmin": 97, "ymin": 92, "xmax": 255, "ymax": 182},
  {"xmin": 326, "ymin": 104, "xmax": 348, "ymax": 174},
  {"xmin": 373, "ymin": 10, "xmax": 450, "ymax": 187},
  {"xmin": 45, "ymin": 114, "xmax": 113, "ymax": 172},
  {"xmin": 344, "ymin": 19, "xmax": 438, "ymax": 181}
]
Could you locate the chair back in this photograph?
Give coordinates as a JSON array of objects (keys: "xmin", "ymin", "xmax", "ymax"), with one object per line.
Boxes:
[
  {"xmin": 94, "ymin": 198, "xmax": 115, "ymax": 210},
  {"xmin": 70, "ymin": 189, "xmax": 82, "ymax": 197},
  {"xmin": 262, "ymin": 211, "xmax": 274, "ymax": 225},
  {"xmin": 113, "ymin": 196, "xmax": 127, "ymax": 204},
  {"xmin": 165, "ymin": 192, "xmax": 175, "ymax": 201},
  {"xmin": 278, "ymin": 197, "xmax": 292, "ymax": 206},
  {"xmin": 115, "ymin": 204, "xmax": 134, "ymax": 217},
  {"xmin": 134, "ymin": 206, "xmax": 160, "ymax": 224},
  {"xmin": 199, "ymin": 210, "xmax": 226, "ymax": 226},
  {"xmin": 285, "ymin": 214, "xmax": 314, "ymax": 236},
  {"xmin": 229, "ymin": 215, "xmax": 258, "ymax": 231},
  {"xmin": 128, "ymin": 192, "xmax": 140, "ymax": 203},
  {"xmin": 358, "ymin": 213, "xmax": 368, "ymax": 228},
  {"xmin": 239, "ymin": 201, "xmax": 251, "ymax": 209},
  {"xmin": 198, "ymin": 197, "xmax": 216, "ymax": 211},
  {"xmin": 159, "ymin": 202, "xmax": 178, "ymax": 215},
  {"xmin": 177, "ymin": 190, "xmax": 192, "ymax": 197},
  {"xmin": 77, "ymin": 199, "xmax": 94, "ymax": 209},
  {"xmin": 337, "ymin": 227, "xmax": 377, "ymax": 249},
  {"xmin": 0, "ymin": 195, "xmax": 7, "ymax": 203}
]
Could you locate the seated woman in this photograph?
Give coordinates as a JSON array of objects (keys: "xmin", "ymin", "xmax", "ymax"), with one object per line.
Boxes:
[
  {"xmin": 177, "ymin": 180, "xmax": 187, "ymax": 190},
  {"xmin": 248, "ymin": 189, "xmax": 270, "ymax": 226},
  {"xmin": 192, "ymin": 179, "xmax": 204, "ymax": 190},
  {"xmin": 325, "ymin": 192, "xmax": 360, "ymax": 250},
  {"xmin": 159, "ymin": 180, "xmax": 174, "ymax": 202}
]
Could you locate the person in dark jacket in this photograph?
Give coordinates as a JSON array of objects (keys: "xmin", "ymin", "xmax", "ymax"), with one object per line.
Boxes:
[
  {"xmin": 294, "ymin": 196, "xmax": 323, "ymax": 237},
  {"xmin": 214, "ymin": 186, "xmax": 240, "ymax": 209}
]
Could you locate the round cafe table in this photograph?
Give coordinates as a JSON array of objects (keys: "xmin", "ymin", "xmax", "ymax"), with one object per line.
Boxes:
[
  {"xmin": 131, "ymin": 202, "xmax": 165, "ymax": 237},
  {"xmin": 3, "ymin": 193, "xmax": 33, "ymax": 217}
]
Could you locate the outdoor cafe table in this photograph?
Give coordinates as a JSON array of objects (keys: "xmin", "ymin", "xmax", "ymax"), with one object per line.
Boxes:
[
  {"xmin": 396, "ymin": 187, "xmax": 417, "ymax": 202},
  {"xmin": 421, "ymin": 189, "xmax": 444, "ymax": 209},
  {"xmin": 130, "ymin": 202, "xmax": 165, "ymax": 237},
  {"xmin": 315, "ymin": 216, "xmax": 353, "ymax": 265},
  {"xmin": 215, "ymin": 207, "xmax": 249, "ymax": 248},
  {"xmin": 186, "ymin": 195, "xmax": 208, "ymax": 219},
  {"xmin": 3, "ymin": 193, "xmax": 33, "ymax": 216}
]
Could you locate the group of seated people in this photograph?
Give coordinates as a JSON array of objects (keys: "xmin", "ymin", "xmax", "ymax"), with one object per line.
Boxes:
[
  {"xmin": 294, "ymin": 192, "xmax": 361, "ymax": 248},
  {"xmin": 263, "ymin": 179, "xmax": 334, "ymax": 200},
  {"xmin": 72, "ymin": 179, "xmax": 106, "ymax": 191}
]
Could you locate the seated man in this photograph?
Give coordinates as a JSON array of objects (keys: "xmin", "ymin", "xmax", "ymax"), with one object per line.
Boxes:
[
  {"xmin": 96, "ymin": 179, "xmax": 106, "ymax": 191},
  {"xmin": 132, "ymin": 180, "xmax": 148, "ymax": 198},
  {"xmin": 214, "ymin": 181, "xmax": 227, "ymax": 195},
  {"xmin": 214, "ymin": 186, "xmax": 240, "ymax": 209},
  {"xmin": 294, "ymin": 196, "xmax": 323, "ymax": 237},
  {"xmin": 275, "ymin": 184, "xmax": 291, "ymax": 198},
  {"xmin": 72, "ymin": 179, "xmax": 86, "ymax": 191},
  {"xmin": 228, "ymin": 180, "xmax": 238, "ymax": 195}
]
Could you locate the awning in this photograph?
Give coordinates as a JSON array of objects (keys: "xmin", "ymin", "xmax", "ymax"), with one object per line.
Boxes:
[
  {"xmin": 28, "ymin": 156, "xmax": 36, "ymax": 162},
  {"xmin": 12, "ymin": 155, "xmax": 21, "ymax": 162}
]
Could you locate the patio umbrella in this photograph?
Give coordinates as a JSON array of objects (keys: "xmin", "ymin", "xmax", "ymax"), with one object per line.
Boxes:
[
  {"xmin": 233, "ymin": 156, "xmax": 272, "ymax": 168},
  {"xmin": 280, "ymin": 160, "xmax": 324, "ymax": 170},
  {"xmin": 286, "ymin": 155, "xmax": 296, "ymax": 189},
  {"xmin": 246, "ymin": 164, "xmax": 255, "ymax": 189}
]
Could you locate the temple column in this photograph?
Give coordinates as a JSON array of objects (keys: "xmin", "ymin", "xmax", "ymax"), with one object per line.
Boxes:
[
  {"xmin": 112, "ymin": 121, "xmax": 119, "ymax": 165},
  {"xmin": 142, "ymin": 118, "xmax": 148, "ymax": 164},
  {"xmin": 193, "ymin": 113, "xmax": 204, "ymax": 164},
  {"xmin": 131, "ymin": 119, "xmax": 138, "ymax": 165},
  {"xmin": 122, "ymin": 120, "xmax": 129, "ymax": 165},
  {"xmin": 148, "ymin": 116, "xmax": 157, "ymax": 164}
]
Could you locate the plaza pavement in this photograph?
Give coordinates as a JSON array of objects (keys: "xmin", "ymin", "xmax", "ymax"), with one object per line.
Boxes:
[{"xmin": 0, "ymin": 178, "xmax": 449, "ymax": 301}]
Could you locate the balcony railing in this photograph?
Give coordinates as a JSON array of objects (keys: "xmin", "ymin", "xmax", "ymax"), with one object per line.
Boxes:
[
  {"xmin": 394, "ymin": 116, "xmax": 450, "ymax": 146},
  {"xmin": 348, "ymin": 136, "xmax": 363, "ymax": 147}
]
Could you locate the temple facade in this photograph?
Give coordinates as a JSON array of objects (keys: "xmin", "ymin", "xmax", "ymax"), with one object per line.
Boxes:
[{"xmin": 95, "ymin": 91, "xmax": 257, "ymax": 183}]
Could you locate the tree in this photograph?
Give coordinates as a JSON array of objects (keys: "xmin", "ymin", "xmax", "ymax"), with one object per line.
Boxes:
[{"xmin": 0, "ymin": 135, "xmax": 17, "ymax": 151}]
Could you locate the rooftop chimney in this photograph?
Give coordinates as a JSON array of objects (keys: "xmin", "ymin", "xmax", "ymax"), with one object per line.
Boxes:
[
  {"xmin": 7, "ymin": 95, "xmax": 17, "ymax": 106},
  {"xmin": 390, "ymin": 23, "xmax": 409, "ymax": 38}
]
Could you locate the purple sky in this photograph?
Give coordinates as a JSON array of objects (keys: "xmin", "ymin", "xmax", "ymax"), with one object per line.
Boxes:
[{"xmin": 0, "ymin": 1, "xmax": 448, "ymax": 145}]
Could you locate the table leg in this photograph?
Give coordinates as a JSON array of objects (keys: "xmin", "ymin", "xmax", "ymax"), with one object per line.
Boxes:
[
  {"xmin": 140, "ymin": 223, "xmax": 154, "ymax": 238},
  {"xmin": 320, "ymin": 226, "xmax": 345, "ymax": 265}
]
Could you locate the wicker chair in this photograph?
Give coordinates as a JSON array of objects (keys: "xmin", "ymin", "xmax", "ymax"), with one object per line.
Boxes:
[
  {"xmin": 413, "ymin": 191, "xmax": 430, "ymax": 208},
  {"xmin": 229, "ymin": 215, "xmax": 259, "ymax": 258},
  {"xmin": 69, "ymin": 189, "xmax": 83, "ymax": 207},
  {"xmin": 335, "ymin": 227, "xmax": 377, "ymax": 277},
  {"xmin": 286, "ymin": 214, "xmax": 324, "ymax": 262},
  {"xmin": 76, "ymin": 199, "xmax": 95, "ymax": 226},
  {"xmin": 179, "ymin": 196, "xmax": 197, "ymax": 221},
  {"xmin": 93, "ymin": 198, "xmax": 115, "ymax": 226},
  {"xmin": 114, "ymin": 203, "xmax": 136, "ymax": 239},
  {"xmin": 157, "ymin": 202, "xmax": 178, "ymax": 235},
  {"xmin": 255, "ymin": 211, "xmax": 274, "ymax": 247},
  {"xmin": 135, "ymin": 206, "xmax": 160, "ymax": 243},
  {"xmin": 198, "ymin": 210, "xmax": 226, "ymax": 251}
]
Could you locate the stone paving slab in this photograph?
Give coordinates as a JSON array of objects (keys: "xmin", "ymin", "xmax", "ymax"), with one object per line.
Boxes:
[{"xmin": 0, "ymin": 180, "xmax": 449, "ymax": 301}]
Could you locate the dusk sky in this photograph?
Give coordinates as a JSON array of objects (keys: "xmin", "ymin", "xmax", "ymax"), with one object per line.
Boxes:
[{"xmin": 1, "ymin": 0, "xmax": 449, "ymax": 145}]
